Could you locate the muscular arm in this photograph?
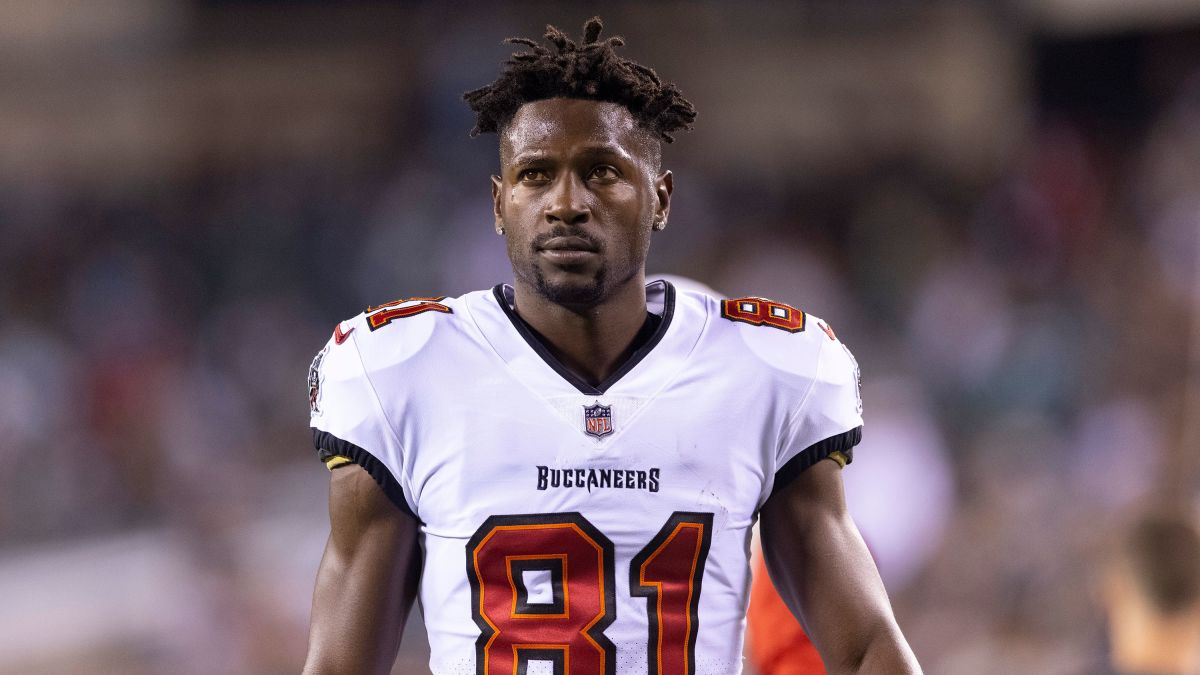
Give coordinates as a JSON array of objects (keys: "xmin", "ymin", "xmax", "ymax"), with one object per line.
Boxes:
[
  {"xmin": 759, "ymin": 459, "xmax": 920, "ymax": 674},
  {"xmin": 303, "ymin": 466, "xmax": 423, "ymax": 675}
]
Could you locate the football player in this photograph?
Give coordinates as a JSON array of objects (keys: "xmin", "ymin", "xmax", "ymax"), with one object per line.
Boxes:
[
  {"xmin": 303, "ymin": 18, "xmax": 919, "ymax": 675},
  {"xmin": 1104, "ymin": 512, "xmax": 1200, "ymax": 675}
]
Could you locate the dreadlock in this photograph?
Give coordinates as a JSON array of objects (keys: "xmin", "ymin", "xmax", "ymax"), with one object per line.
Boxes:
[{"xmin": 464, "ymin": 17, "xmax": 696, "ymax": 144}]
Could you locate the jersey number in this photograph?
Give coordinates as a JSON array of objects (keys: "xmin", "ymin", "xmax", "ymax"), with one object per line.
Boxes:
[
  {"xmin": 721, "ymin": 297, "xmax": 806, "ymax": 333},
  {"xmin": 365, "ymin": 296, "xmax": 451, "ymax": 330},
  {"xmin": 467, "ymin": 512, "xmax": 714, "ymax": 675}
]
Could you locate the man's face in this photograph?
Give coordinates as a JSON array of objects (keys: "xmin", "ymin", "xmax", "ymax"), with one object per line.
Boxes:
[{"xmin": 493, "ymin": 98, "xmax": 672, "ymax": 308}]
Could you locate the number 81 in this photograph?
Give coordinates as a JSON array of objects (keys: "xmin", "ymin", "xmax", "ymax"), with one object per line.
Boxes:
[{"xmin": 466, "ymin": 511, "xmax": 713, "ymax": 675}]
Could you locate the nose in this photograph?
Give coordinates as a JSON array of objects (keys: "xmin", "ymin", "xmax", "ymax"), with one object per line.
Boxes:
[{"xmin": 544, "ymin": 173, "xmax": 590, "ymax": 226}]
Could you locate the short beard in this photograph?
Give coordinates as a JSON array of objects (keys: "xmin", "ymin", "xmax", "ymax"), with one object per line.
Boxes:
[{"xmin": 532, "ymin": 264, "xmax": 608, "ymax": 307}]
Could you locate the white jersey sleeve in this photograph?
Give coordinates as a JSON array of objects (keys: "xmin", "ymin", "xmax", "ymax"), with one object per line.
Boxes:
[
  {"xmin": 774, "ymin": 318, "xmax": 863, "ymax": 488},
  {"xmin": 307, "ymin": 317, "xmax": 415, "ymax": 516}
]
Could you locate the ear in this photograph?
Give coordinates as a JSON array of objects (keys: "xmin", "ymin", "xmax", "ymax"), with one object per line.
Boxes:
[
  {"xmin": 653, "ymin": 170, "xmax": 673, "ymax": 230},
  {"xmin": 491, "ymin": 175, "xmax": 504, "ymax": 233}
]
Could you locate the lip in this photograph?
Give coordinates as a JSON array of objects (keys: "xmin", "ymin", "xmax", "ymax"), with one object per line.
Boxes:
[
  {"xmin": 539, "ymin": 248, "xmax": 598, "ymax": 265},
  {"xmin": 538, "ymin": 236, "xmax": 597, "ymax": 253}
]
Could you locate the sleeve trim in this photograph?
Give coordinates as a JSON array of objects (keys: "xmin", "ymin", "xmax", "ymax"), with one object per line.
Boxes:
[
  {"xmin": 770, "ymin": 426, "xmax": 862, "ymax": 499},
  {"xmin": 313, "ymin": 428, "xmax": 417, "ymax": 519}
]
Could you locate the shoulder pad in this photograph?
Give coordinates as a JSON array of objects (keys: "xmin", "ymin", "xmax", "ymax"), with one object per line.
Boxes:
[
  {"xmin": 329, "ymin": 294, "xmax": 464, "ymax": 367},
  {"xmin": 713, "ymin": 295, "xmax": 843, "ymax": 378}
]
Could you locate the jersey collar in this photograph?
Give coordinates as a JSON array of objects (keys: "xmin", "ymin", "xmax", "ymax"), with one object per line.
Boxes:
[{"xmin": 489, "ymin": 281, "xmax": 676, "ymax": 396}]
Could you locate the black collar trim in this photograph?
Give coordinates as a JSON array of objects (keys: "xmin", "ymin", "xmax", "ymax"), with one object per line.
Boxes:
[{"xmin": 491, "ymin": 281, "xmax": 676, "ymax": 395}]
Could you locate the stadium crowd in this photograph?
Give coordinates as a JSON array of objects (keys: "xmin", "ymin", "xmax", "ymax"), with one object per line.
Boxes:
[{"xmin": 0, "ymin": 3, "xmax": 1197, "ymax": 673}]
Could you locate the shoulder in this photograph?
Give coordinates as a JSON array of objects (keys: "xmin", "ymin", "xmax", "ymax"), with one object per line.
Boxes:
[
  {"xmin": 308, "ymin": 290, "xmax": 484, "ymax": 401},
  {"xmin": 328, "ymin": 290, "xmax": 484, "ymax": 367},
  {"xmin": 689, "ymin": 291, "xmax": 855, "ymax": 386}
]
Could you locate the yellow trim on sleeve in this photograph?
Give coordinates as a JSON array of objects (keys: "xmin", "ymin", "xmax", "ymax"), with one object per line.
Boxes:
[
  {"xmin": 324, "ymin": 455, "xmax": 353, "ymax": 471},
  {"xmin": 827, "ymin": 450, "xmax": 849, "ymax": 468}
]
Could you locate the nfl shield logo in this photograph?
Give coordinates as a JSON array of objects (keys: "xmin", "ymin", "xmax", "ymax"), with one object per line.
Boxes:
[{"xmin": 583, "ymin": 402, "xmax": 614, "ymax": 439}]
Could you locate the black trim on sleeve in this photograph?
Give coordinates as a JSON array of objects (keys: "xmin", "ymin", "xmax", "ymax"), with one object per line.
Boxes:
[
  {"xmin": 770, "ymin": 426, "xmax": 862, "ymax": 498},
  {"xmin": 312, "ymin": 428, "xmax": 417, "ymax": 519}
]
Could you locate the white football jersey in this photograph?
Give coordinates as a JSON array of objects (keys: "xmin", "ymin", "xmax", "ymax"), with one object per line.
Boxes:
[{"xmin": 308, "ymin": 281, "xmax": 863, "ymax": 675}]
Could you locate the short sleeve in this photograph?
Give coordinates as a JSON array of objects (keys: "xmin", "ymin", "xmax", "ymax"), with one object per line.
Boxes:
[
  {"xmin": 772, "ymin": 337, "xmax": 864, "ymax": 495},
  {"xmin": 307, "ymin": 332, "xmax": 416, "ymax": 517}
]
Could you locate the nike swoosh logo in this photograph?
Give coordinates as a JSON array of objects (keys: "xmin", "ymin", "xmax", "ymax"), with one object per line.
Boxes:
[{"xmin": 333, "ymin": 323, "xmax": 354, "ymax": 345}]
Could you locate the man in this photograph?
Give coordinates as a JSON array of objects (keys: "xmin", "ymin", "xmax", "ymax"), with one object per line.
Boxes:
[
  {"xmin": 303, "ymin": 18, "xmax": 919, "ymax": 675},
  {"xmin": 747, "ymin": 552, "xmax": 827, "ymax": 675},
  {"xmin": 652, "ymin": 275, "xmax": 827, "ymax": 675},
  {"xmin": 1103, "ymin": 511, "xmax": 1200, "ymax": 674}
]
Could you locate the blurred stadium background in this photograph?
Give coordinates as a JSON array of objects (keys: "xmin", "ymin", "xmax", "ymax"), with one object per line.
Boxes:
[{"xmin": 2, "ymin": 1, "xmax": 1199, "ymax": 673}]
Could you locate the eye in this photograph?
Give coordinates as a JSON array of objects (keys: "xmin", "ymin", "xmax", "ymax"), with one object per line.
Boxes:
[
  {"xmin": 517, "ymin": 168, "xmax": 549, "ymax": 183},
  {"xmin": 588, "ymin": 165, "xmax": 619, "ymax": 182}
]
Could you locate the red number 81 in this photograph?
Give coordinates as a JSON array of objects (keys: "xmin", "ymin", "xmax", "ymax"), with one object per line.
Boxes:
[{"xmin": 467, "ymin": 512, "xmax": 713, "ymax": 675}]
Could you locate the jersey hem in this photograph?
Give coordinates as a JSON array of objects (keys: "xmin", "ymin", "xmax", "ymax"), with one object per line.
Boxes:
[
  {"xmin": 769, "ymin": 426, "xmax": 862, "ymax": 498},
  {"xmin": 312, "ymin": 428, "xmax": 418, "ymax": 519}
]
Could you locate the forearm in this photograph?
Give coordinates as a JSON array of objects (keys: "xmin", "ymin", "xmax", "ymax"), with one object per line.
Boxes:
[
  {"xmin": 765, "ymin": 525, "xmax": 919, "ymax": 675},
  {"xmin": 303, "ymin": 543, "xmax": 417, "ymax": 674},
  {"xmin": 828, "ymin": 620, "xmax": 920, "ymax": 675},
  {"xmin": 792, "ymin": 521, "xmax": 919, "ymax": 675},
  {"xmin": 761, "ymin": 460, "xmax": 921, "ymax": 675}
]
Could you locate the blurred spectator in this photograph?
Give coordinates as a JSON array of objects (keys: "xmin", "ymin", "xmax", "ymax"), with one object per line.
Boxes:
[
  {"xmin": 0, "ymin": 2, "xmax": 1198, "ymax": 672},
  {"xmin": 1103, "ymin": 511, "xmax": 1200, "ymax": 675}
]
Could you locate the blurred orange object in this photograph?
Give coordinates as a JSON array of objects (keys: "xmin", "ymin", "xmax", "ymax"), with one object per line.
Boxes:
[{"xmin": 747, "ymin": 552, "xmax": 826, "ymax": 675}]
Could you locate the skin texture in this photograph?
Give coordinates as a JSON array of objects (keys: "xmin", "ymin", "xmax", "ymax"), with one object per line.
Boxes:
[
  {"xmin": 492, "ymin": 98, "xmax": 672, "ymax": 386},
  {"xmin": 760, "ymin": 459, "xmax": 922, "ymax": 674},
  {"xmin": 302, "ymin": 466, "xmax": 422, "ymax": 674},
  {"xmin": 304, "ymin": 97, "xmax": 920, "ymax": 673}
]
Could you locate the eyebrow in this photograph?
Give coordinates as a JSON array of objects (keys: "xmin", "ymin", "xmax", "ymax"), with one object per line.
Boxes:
[
  {"xmin": 509, "ymin": 144, "xmax": 634, "ymax": 167},
  {"xmin": 509, "ymin": 151, "xmax": 549, "ymax": 166}
]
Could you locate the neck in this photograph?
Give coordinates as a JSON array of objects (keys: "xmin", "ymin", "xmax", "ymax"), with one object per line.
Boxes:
[{"xmin": 511, "ymin": 275, "xmax": 649, "ymax": 387}]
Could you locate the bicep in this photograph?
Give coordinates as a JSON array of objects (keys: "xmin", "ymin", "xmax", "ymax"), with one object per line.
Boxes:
[
  {"xmin": 303, "ymin": 465, "xmax": 422, "ymax": 675},
  {"xmin": 759, "ymin": 459, "xmax": 906, "ymax": 672}
]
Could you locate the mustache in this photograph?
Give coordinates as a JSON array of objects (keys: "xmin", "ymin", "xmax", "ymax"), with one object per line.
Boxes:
[{"xmin": 531, "ymin": 228, "xmax": 602, "ymax": 252}]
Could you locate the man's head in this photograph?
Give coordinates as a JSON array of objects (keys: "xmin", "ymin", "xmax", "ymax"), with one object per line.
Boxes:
[
  {"xmin": 465, "ymin": 18, "xmax": 695, "ymax": 308},
  {"xmin": 1104, "ymin": 511, "xmax": 1200, "ymax": 674},
  {"xmin": 1116, "ymin": 513, "xmax": 1200, "ymax": 615}
]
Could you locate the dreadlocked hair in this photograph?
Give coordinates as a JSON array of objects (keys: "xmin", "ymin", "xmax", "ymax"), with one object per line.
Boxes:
[{"xmin": 464, "ymin": 17, "xmax": 696, "ymax": 143}]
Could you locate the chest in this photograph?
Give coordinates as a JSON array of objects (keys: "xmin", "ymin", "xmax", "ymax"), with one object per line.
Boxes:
[{"xmin": 396, "ymin": 373, "xmax": 778, "ymax": 538}]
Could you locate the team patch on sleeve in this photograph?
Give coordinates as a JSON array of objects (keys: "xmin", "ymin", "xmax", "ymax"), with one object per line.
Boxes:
[
  {"xmin": 307, "ymin": 345, "xmax": 328, "ymax": 414},
  {"xmin": 843, "ymin": 342, "xmax": 863, "ymax": 415}
]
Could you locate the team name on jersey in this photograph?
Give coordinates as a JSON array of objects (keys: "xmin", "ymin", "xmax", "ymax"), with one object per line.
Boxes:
[{"xmin": 535, "ymin": 465, "xmax": 661, "ymax": 493}]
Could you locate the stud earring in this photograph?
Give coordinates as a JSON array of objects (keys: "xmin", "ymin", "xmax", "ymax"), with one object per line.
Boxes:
[
  {"xmin": 496, "ymin": 225, "xmax": 505, "ymax": 235},
  {"xmin": 653, "ymin": 219, "xmax": 666, "ymax": 231}
]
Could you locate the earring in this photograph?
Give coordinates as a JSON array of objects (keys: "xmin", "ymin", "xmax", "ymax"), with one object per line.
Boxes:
[
  {"xmin": 653, "ymin": 219, "xmax": 666, "ymax": 231},
  {"xmin": 496, "ymin": 225, "xmax": 505, "ymax": 235}
]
